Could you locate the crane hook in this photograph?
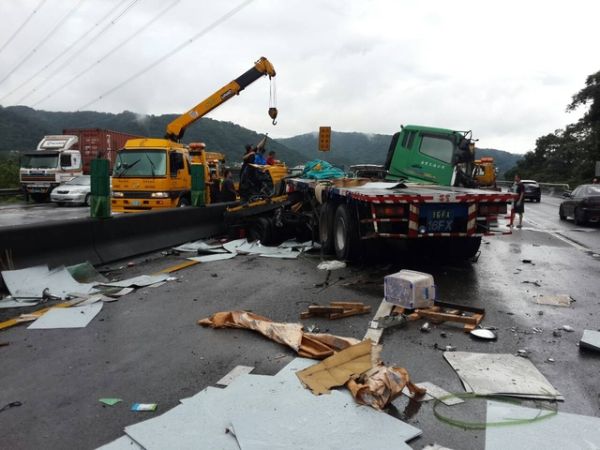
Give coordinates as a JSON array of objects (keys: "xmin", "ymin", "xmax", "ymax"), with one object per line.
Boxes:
[{"xmin": 268, "ymin": 107, "xmax": 278, "ymax": 126}]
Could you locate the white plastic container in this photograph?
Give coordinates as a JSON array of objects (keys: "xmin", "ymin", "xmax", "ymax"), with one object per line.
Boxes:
[{"xmin": 384, "ymin": 269, "xmax": 436, "ymax": 309}]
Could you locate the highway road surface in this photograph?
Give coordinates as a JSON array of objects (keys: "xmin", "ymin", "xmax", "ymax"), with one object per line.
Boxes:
[{"xmin": 0, "ymin": 195, "xmax": 599, "ymax": 449}]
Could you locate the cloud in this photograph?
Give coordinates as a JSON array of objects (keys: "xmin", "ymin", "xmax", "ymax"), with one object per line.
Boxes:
[{"xmin": 0, "ymin": 0, "xmax": 598, "ymax": 154}]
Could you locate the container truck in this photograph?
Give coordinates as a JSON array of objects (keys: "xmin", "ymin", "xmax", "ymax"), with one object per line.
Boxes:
[{"xmin": 19, "ymin": 128, "xmax": 140, "ymax": 202}]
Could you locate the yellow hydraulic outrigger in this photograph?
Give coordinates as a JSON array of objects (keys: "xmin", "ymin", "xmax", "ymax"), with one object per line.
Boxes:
[{"xmin": 165, "ymin": 56, "xmax": 277, "ymax": 142}]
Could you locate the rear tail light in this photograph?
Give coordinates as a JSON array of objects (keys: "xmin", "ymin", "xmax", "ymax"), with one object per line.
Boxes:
[
  {"xmin": 478, "ymin": 203, "xmax": 507, "ymax": 216},
  {"xmin": 376, "ymin": 205, "xmax": 405, "ymax": 217}
]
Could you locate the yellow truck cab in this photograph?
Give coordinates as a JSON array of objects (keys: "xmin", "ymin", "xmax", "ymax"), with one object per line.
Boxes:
[{"xmin": 111, "ymin": 139, "xmax": 225, "ymax": 212}]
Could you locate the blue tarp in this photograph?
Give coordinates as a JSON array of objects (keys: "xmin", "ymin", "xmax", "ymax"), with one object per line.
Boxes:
[{"xmin": 301, "ymin": 160, "xmax": 346, "ymax": 180}]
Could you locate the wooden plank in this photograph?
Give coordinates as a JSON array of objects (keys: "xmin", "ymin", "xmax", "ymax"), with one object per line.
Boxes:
[
  {"xmin": 416, "ymin": 310, "xmax": 479, "ymax": 325},
  {"xmin": 307, "ymin": 306, "xmax": 345, "ymax": 314},
  {"xmin": 329, "ymin": 308, "xmax": 371, "ymax": 320},
  {"xmin": 330, "ymin": 301, "xmax": 366, "ymax": 308},
  {"xmin": 157, "ymin": 260, "xmax": 199, "ymax": 274}
]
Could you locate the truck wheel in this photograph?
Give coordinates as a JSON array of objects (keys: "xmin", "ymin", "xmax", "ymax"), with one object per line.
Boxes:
[
  {"xmin": 318, "ymin": 202, "xmax": 336, "ymax": 254},
  {"xmin": 177, "ymin": 197, "xmax": 190, "ymax": 207},
  {"xmin": 575, "ymin": 208, "xmax": 586, "ymax": 226},
  {"xmin": 559, "ymin": 205, "xmax": 566, "ymax": 220},
  {"xmin": 31, "ymin": 193, "xmax": 47, "ymax": 203},
  {"xmin": 333, "ymin": 204, "xmax": 360, "ymax": 261},
  {"xmin": 461, "ymin": 237, "xmax": 482, "ymax": 259},
  {"xmin": 248, "ymin": 217, "xmax": 276, "ymax": 245}
]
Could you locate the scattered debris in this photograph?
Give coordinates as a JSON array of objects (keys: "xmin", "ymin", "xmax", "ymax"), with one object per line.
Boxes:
[
  {"xmin": 300, "ymin": 302, "xmax": 371, "ymax": 320},
  {"xmin": 173, "ymin": 240, "xmax": 228, "ymax": 254},
  {"xmin": 363, "ymin": 300, "xmax": 395, "ymax": 344},
  {"xmin": 0, "ymin": 297, "xmax": 39, "ymax": 309},
  {"xmin": 0, "ymin": 401, "xmax": 22, "ymax": 414},
  {"xmin": 535, "ymin": 294, "xmax": 573, "ymax": 307},
  {"xmin": 27, "ymin": 302, "xmax": 103, "ymax": 329},
  {"xmin": 546, "ymin": 358, "xmax": 555, "ymax": 363},
  {"xmin": 305, "ymin": 323, "xmax": 320, "ymax": 333},
  {"xmin": 406, "ymin": 382, "xmax": 464, "ymax": 406},
  {"xmin": 296, "ymin": 340, "xmax": 375, "ymax": 395},
  {"xmin": 1, "ymin": 265, "xmax": 96, "ymax": 300},
  {"xmin": 98, "ymin": 274, "xmax": 170, "ymax": 288},
  {"xmin": 316, "ymin": 260, "xmax": 346, "ymax": 271},
  {"xmin": 521, "ymin": 259, "xmax": 534, "ymax": 264},
  {"xmin": 347, "ymin": 363, "xmax": 426, "ymax": 410},
  {"xmin": 486, "ymin": 400, "xmax": 600, "ymax": 449},
  {"xmin": 522, "ymin": 280, "xmax": 541, "ymax": 287},
  {"xmin": 187, "ymin": 253, "xmax": 237, "ymax": 263},
  {"xmin": 561, "ymin": 325, "xmax": 574, "ymax": 332},
  {"xmin": 199, "ymin": 310, "xmax": 360, "ymax": 359},
  {"xmin": 372, "ymin": 314, "xmax": 408, "ymax": 330},
  {"xmin": 420, "ymin": 322, "xmax": 432, "ymax": 333},
  {"xmin": 99, "ymin": 398, "xmax": 123, "ymax": 406},
  {"xmin": 131, "ymin": 403, "xmax": 157, "ymax": 412},
  {"xmin": 445, "ymin": 345, "xmax": 456, "ymax": 352},
  {"xmin": 444, "ymin": 351, "xmax": 563, "ymax": 400},
  {"xmin": 384, "ymin": 270, "xmax": 435, "ymax": 309},
  {"xmin": 470, "ymin": 328, "xmax": 497, "ymax": 340},
  {"xmin": 553, "ymin": 330, "xmax": 562, "ymax": 337},
  {"xmin": 579, "ymin": 330, "xmax": 600, "ymax": 352},
  {"xmin": 216, "ymin": 366, "xmax": 255, "ymax": 386},
  {"xmin": 0, "ymin": 341, "xmax": 9, "ymax": 347},
  {"xmin": 517, "ymin": 349, "xmax": 528, "ymax": 358},
  {"xmin": 223, "ymin": 238, "xmax": 301, "ymax": 259},
  {"xmin": 104, "ymin": 358, "xmax": 422, "ymax": 449},
  {"xmin": 394, "ymin": 300, "xmax": 485, "ymax": 332}
]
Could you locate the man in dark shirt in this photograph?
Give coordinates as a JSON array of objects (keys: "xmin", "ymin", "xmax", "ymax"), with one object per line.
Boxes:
[{"xmin": 221, "ymin": 169, "xmax": 237, "ymax": 202}]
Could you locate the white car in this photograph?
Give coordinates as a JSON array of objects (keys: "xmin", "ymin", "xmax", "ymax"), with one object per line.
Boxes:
[{"xmin": 50, "ymin": 175, "xmax": 91, "ymax": 206}]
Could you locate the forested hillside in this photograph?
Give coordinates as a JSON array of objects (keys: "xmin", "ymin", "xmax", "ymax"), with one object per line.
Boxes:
[{"xmin": 0, "ymin": 106, "xmax": 305, "ymax": 165}]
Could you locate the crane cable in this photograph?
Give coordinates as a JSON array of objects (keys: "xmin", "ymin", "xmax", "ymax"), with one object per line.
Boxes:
[
  {"xmin": 269, "ymin": 77, "xmax": 277, "ymax": 125},
  {"xmin": 19, "ymin": 0, "xmax": 142, "ymax": 105},
  {"xmin": 0, "ymin": 0, "xmax": 86, "ymax": 88},
  {"xmin": 0, "ymin": 0, "xmax": 48, "ymax": 57},
  {"xmin": 76, "ymin": 0, "xmax": 255, "ymax": 111},
  {"xmin": 0, "ymin": 0, "xmax": 132, "ymax": 104},
  {"xmin": 31, "ymin": 0, "xmax": 180, "ymax": 108}
]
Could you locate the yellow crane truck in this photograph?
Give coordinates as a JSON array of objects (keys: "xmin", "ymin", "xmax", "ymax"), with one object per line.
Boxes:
[{"xmin": 111, "ymin": 57, "xmax": 279, "ymax": 212}]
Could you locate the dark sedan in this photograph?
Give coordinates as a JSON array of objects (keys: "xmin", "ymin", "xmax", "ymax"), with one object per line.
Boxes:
[
  {"xmin": 522, "ymin": 180, "xmax": 541, "ymax": 202},
  {"xmin": 559, "ymin": 184, "xmax": 600, "ymax": 225}
]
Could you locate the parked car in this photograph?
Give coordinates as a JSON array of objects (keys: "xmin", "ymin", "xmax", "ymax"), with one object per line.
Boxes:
[
  {"xmin": 521, "ymin": 180, "xmax": 541, "ymax": 202},
  {"xmin": 559, "ymin": 184, "xmax": 600, "ymax": 225},
  {"xmin": 50, "ymin": 175, "xmax": 91, "ymax": 206}
]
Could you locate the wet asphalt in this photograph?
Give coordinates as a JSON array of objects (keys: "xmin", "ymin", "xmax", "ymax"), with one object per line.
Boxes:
[
  {"xmin": 0, "ymin": 202, "xmax": 90, "ymax": 227},
  {"xmin": 0, "ymin": 196, "xmax": 599, "ymax": 449}
]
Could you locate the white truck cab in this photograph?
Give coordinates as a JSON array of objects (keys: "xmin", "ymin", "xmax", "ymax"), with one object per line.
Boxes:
[{"xmin": 20, "ymin": 135, "xmax": 83, "ymax": 201}]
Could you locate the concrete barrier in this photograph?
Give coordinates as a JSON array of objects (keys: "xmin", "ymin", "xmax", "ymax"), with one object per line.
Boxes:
[{"xmin": 0, "ymin": 205, "xmax": 227, "ymax": 270}]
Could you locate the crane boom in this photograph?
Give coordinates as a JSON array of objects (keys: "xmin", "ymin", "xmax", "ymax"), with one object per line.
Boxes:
[{"xmin": 165, "ymin": 57, "xmax": 276, "ymax": 142}]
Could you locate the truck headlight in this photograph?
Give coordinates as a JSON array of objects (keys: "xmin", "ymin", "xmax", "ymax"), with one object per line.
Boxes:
[
  {"xmin": 112, "ymin": 192, "xmax": 124, "ymax": 198},
  {"xmin": 151, "ymin": 192, "xmax": 169, "ymax": 198}
]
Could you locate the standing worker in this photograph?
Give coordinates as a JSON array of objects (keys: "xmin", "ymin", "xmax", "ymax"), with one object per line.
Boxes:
[
  {"xmin": 509, "ymin": 174, "xmax": 525, "ymax": 229},
  {"xmin": 220, "ymin": 169, "xmax": 237, "ymax": 202}
]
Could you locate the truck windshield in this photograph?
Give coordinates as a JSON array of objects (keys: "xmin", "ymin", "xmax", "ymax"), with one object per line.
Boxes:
[
  {"xmin": 114, "ymin": 150, "xmax": 166, "ymax": 177},
  {"xmin": 21, "ymin": 154, "xmax": 59, "ymax": 169},
  {"xmin": 419, "ymin": 136, "xmax": 454, "ymax": 164}
]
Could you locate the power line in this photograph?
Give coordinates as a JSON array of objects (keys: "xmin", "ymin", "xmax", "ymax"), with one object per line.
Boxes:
[
  {"xmin": 0, "ymin": 0, "xmax": 86, "ymax": 88},
  {"xmin": 31, "ymin": 0, "xmax": 181, "ymax": 107},
  {"xmin": 0, "ymin": 0, "xmax": 130, "ymax": 104},
  {"xmin": 16, "ymin": 0, "xmax": 141, "ymax": 105},
  {"xmin": 77, "ymin": 0, "xmax": 254, "ymax": 111},
  {"xmin": 0, "ymin": 0, "xmax": 48, "ymax": 56}
]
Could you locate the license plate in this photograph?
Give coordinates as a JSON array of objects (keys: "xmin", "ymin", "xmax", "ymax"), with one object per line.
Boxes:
[
  {"xmin": 420, "ymin": 205, "xmax": 465, "ymax": 232},
  {"xmin": 132, "ymin": 200, "xmax": 141, "ymax": 206}
]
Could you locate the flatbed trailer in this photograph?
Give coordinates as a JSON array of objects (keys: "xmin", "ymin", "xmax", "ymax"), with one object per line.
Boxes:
[{"xmin": 228, "ymin": 177, "xmax": 516, "ymax": 260}]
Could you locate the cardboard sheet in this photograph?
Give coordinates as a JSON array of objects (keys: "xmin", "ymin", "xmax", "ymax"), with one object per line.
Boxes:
[
  {"xmin": 535, "ymin": 294, "xmax": 572, "ymax": 307},
  {"xmin": 444, "ymin": 352, "xmax": 562, "ymax": 400},
  {"xmin": 96, "ymin": 435, "xmax": 143, "ymax": 450},
  {"xmin": 216, "ymin": 365, "xmax": 255, "ymax": 386},
  {"xmin": 0, "ymin": 298, "xmax": 38, "ymax": 309},
  {"xmin": 28, "ymin": 302, "xmax": 103, "ymax": 329},
  {"xmin": 2, "ymin": 265, "xmax": 96, "ymax": 299},
  {"xmin": 200, "ymin": 310, "xmax": 360, "ymax": 359},
  {"xmin": 485, "ymin": 400, "xmax": 600, "ymax": 449},
  {"xmin": 296, "ymin": 340, "xmax": 374, "ymax": 395}
]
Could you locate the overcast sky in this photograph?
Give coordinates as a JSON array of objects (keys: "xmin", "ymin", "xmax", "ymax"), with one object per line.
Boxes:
[{"xmin": 0, "ymin": 0, "xmax": 598, "ymax": 153}]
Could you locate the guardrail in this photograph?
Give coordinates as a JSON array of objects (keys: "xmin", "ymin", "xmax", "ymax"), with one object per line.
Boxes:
[
  {"xmin": 0, "ymin": 188, "xmax": 22, "ymax": 197},
  {"xmin": 496, "ymin": 181, "xmax": 571, "ymax": 196},
  {"xmin": 0, "ymin": 205, "xmax": 228, "ymax": 270}
]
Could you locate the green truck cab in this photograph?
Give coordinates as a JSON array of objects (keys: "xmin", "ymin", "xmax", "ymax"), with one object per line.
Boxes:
[{"xmin": 384, "ymin": 125, "xmax": 476, "ymax": 187}]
